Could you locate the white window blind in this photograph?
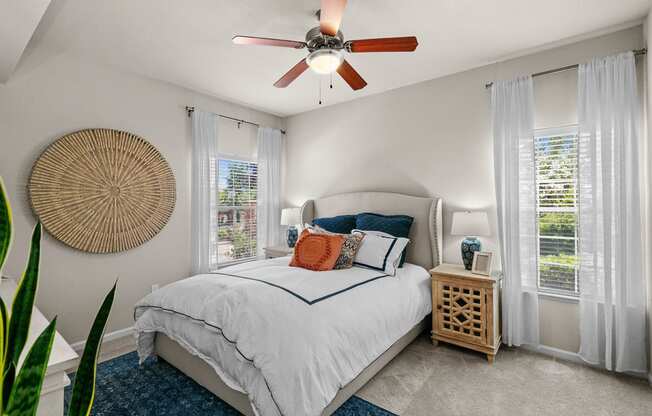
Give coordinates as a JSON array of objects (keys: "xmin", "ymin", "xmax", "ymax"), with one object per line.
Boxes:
[
  {"xmin": 215, "ymin": 158, "xmax": 258, "ymax": 265},
  {"xmin": 534, "ymin": 128, "xmax": 579, "ymax": 296}
]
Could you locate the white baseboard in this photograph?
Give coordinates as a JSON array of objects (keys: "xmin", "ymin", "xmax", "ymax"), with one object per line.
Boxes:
[
  {"xmin": 520, "ymin": 344, "xmax": 584, "ymax": 364},
  {"xmin": 521, "ymin": 344, "xmax": 650, "ymax": 381},
  {"xmin": 70, "ymin": 326, "xmax": 135, "ymax": 355}
]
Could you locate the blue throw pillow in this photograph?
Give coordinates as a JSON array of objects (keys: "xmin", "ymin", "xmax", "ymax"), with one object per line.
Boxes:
[
  {"xmin": 355, "ymin": 213, "xmax": 414, "ymax": 267},
  {"xmin": 313, "ymin": 215, "xmax": 357, "ymax": 234}
]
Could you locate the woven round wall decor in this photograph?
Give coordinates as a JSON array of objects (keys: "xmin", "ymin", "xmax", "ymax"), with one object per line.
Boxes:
[{"xmin": 28, "ymin": 129, "xmax": 176, "ymax": 253}]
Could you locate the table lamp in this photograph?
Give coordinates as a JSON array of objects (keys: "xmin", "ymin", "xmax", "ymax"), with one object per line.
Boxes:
[
  {"xmin": 280, "ymin": 207, "xmax": 301, "ymax": 247},
  {"xmin": 451, "ymin": 211, "xmax": 490, "ymax": 270}
]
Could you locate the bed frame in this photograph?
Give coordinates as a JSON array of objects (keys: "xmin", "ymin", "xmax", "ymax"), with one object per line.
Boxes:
[{"xmin": 154, "ymin": 191, "xmax": 443, "ymax": 415}]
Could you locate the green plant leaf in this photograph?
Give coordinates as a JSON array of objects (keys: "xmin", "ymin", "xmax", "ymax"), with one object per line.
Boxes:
[
  {"xmin": 6, "ymin": 223, "xmax": 41, "ymax": 369},
  {"xmin": 4, "ymin": 318, "xmax": 57, "ymax": 416},
  {"xmin": 67, "ymin": 282, "xmax": 116, "ymax": 416},
  {"xmin": 2, "ymin": 362, "xmax": 15, "ymax": 412},
  {"xmin": 0, "ymin": 177, "xmax": 12, "ymax": 275},
  {"xmin": 0, "ymin": 298, "xmax": 4, "ymax": 411},
  {"xmin": 0, "ymin": 297, "xmax": 6, "ymax": 360}
]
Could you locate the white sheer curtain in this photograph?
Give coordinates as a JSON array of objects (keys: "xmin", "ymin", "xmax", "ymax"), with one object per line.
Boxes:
[
  {"xmin": 256, "ymin": 127, "xmax": 283, "ymax": 255},
  {"xmin": 191, "ymin": 110, "xmax": 218, "ymax": 274},
  {"xmin": 492, "ymin": 76, "xmax": 539, "ymax": 347},
  {"xmin": 577, "ymin": 52, "xmax": 647, "ymax": 373}
]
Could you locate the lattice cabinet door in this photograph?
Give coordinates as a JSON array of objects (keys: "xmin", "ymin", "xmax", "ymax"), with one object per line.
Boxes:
[
  {"xmin": 430, "ymin": 263, "xmax": 502, "ymax": 363},
  {"xmin": 436, "ymin": 281, "xmax": 486, "ymax": 345}
]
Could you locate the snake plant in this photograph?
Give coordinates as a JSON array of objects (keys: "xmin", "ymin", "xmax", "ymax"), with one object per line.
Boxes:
[{"xmin": 0, "ymin": 176, "xmax": 116, "ymax": 416}]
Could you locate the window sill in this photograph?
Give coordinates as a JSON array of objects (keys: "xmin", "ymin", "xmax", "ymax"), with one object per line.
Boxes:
[
  {"xmin": 537, "ymin": 291, "xmax": 579, "ymax": 303},
  {"xmin": 213, "ymin": 256, "xmax": 259, "ymax": 269}
]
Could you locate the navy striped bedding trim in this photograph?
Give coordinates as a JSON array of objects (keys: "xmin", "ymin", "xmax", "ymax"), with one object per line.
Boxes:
[
  {"xmin": 207, "ymin": 269, "xmax": 389, "ymax": 305},
  {"xmin": 133, "ymin": 304, "xmax": 285, "ymax": 415}
]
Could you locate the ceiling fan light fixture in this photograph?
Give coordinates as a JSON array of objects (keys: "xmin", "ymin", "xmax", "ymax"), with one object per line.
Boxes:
[{"xmin": 306, "ymin": 49, "xmax": 343, "ymax": 74}]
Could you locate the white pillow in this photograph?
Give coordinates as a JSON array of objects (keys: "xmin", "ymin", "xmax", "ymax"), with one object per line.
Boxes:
[
  {"xmin": 351, "ymin": 229, "xmax": 409, "ymax": 276},
  {"xmin": 304, "ymin": 223, "xmax": 333, "ymax": 234}
]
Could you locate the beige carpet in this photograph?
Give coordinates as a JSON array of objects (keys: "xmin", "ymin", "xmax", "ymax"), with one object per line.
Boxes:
[{"xmin": 357, "ymin": 334, "xmax": 652, "ymax": 416}]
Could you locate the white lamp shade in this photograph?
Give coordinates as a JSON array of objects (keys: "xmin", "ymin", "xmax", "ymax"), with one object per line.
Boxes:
[
  {"xmin": 451, "ymin": 211, "xmax": 490, "ymax": 237},
  {"xmin": 280, "ymin": 207, "xmax": 301, "ymax": 226}
]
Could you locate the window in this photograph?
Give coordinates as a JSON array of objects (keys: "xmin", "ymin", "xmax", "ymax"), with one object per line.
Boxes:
[
  {"xmin": 215, "ymin": 158, "xmax": 258, "ymax": 265},
  {"xmin": 534, "ymin": 127, "xmax": 579, "ymax": 296}
]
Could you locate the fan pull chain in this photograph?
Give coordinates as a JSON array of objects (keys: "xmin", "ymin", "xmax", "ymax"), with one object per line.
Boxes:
[
  {"xmin": 318, "ymin": 77, "xmax": 322, "ymax": 105},
  {"xmin": 330, "ymin": 72, "xmax": 333, "ymax": 89}
]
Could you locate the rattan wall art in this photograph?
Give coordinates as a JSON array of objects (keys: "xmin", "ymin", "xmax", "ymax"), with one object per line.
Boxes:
[{"xmin": 28, "ymin": 129, "xmax": 176, "ymax": 253}]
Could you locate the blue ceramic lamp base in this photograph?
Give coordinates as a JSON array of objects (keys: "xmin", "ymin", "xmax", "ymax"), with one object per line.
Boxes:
[
  {"xmin": 461, "ymin": 237, "xmax": 481, "ymax": 270},
  {"xmin": 287, "ymin": 226, "xmax": 298, "ymax": 248}
]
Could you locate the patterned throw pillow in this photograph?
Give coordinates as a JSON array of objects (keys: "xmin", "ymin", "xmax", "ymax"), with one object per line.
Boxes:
[
  {"xmin": 308, "ymin": 225, "xmax": 365, "ymax": 269},
  {"xmin": 289, "ymin": 229, "xmax": 345, "ymax": 271}
]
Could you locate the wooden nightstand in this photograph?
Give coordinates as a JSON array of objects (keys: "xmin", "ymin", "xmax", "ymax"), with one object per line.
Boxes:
[
  {"xmin": 263, "ymin": 245, "xmax": 294, "ymax": 259},
  {"xmin": 430, "ymin": 263, "xmax": 502, "ymax": 363}
]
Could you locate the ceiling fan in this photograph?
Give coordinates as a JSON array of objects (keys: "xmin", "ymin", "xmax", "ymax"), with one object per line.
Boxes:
[{"xmin": 232, "ymin": 0, "xmax": 418, "ymax": 91}]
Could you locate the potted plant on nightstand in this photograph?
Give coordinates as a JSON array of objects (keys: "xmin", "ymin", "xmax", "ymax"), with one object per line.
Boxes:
[{"xmin": 0, "ymin": 176, "xmax": 116, "ymax": 415}]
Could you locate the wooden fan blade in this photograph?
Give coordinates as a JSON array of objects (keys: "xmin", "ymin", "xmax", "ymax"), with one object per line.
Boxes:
[
  {"xmin": 233, "ymin": 35, "xmax": 306, "ymax": 49},
  {"xmin": 346, "ymin": 36, "xmax": 418, "ymax": 53},
  {"xmin": 320, "ymin": 0, "xmax": 347, "ymax": 36},
  {"xmin": 274, "ymin": 59, "xmax": 309, "ymax": 88},
  {"xmin": 336, "ymin": 60, "xmax": 367, "ymax": 90}
]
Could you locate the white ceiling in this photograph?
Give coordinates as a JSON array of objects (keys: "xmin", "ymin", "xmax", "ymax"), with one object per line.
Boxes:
[{"xmin": 15, "ymin": 0, "xmax": 652, "ymax": 116}]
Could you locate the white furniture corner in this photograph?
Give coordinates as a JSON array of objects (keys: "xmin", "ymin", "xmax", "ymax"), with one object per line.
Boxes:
[
  {"xmin": 0, "ymin": 278, "xmax": 78, "ymax": 416},
  {"xmin": 263, "ymin": 245, "xmax": 293, "ymax": 259}
]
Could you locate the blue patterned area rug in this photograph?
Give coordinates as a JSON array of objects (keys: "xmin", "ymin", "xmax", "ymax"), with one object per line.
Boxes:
[{"xmin": 64, "ymin": 351, "xmax": 396, "ymax": 416}]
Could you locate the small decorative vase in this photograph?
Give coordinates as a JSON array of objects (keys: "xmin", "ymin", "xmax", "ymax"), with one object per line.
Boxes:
[
  {"xmin": 287, "ymin": 226, "xmax": 298, "ymax": 248},
  {"xmin": 461, "ymin": 237, "xmax": 481, "ymax": 270}
]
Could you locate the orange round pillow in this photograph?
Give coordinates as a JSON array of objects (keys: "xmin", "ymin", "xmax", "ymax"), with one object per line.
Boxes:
[{"xmin": 289, "ymin": 229, "xmax": 345, "ymax": 271}]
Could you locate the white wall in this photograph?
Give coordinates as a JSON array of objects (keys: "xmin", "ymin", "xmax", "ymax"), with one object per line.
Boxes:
[
  {"xmin": 283, "ymin": 26, "xmax": 644, "ymax": 352},
  {"xmin": 645, "ymin": 12, "xmax": 652, "ymax": 380},
  {"xmin": 0, "ymin": 53, "xmax": 283, "ymax": 343}
]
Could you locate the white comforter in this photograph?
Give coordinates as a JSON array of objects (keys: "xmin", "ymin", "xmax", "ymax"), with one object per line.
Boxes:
[{"xmin": 134, "ymin": 257, "xmax": 431, "ymax": 416}]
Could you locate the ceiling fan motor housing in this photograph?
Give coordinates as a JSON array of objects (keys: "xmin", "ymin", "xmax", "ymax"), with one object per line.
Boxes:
[{"xmin": 305, "ymin": 26, "xmax": 344, "ymax": 52}]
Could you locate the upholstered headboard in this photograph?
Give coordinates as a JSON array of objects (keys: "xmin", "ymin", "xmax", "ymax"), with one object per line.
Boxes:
[{"xmin": 299, "ymin": 192, "xmax": 443, "ymax": 270}]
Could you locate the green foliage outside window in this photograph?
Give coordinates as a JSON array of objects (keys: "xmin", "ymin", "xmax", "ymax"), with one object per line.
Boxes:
[
  {"xmin": 218, "ymin": 160, "xmax": 257, "ymax": 207},
  {"xmin": 217, "ymin": 159, "xmax": 257, "ymax": 262},
  {"xmin": 230, "ymin": 228, "xmax": 256, "ymax": 259},
  {"xmin": 535, "ymin": 134, "xmax": 579, "ymax": 293},
  {"xmin": 539, "ymin": 212, "xmax": 576, "ymax": 237}
]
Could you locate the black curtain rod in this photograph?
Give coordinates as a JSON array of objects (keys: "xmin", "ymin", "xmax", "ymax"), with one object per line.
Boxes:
[
  {"xmin": 484, "ymin": 48, "xmax": 647, "ymax": 89},
  {"xmin": 185, "ymin": 106, "xmax": 286, "ymax": 135}
]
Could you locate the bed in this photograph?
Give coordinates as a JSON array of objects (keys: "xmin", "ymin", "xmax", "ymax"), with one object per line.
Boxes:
[{"xmin": 134, "ymin": 191, "xmax": 443, "ymax": 416}]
